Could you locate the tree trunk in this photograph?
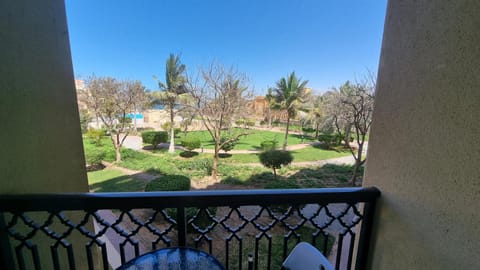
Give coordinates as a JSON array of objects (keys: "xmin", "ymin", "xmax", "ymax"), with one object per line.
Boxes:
[
  {"xmin": 168, "ymin": 106, "xmax": 175, "ymax": 153},
  {"xmin": 112, "ymin": 134, "xmax": 121, "ymax": 162},
  {"xmin": 315, "ymin": 122, "xmax": 320, "ymax": 139},
  {"xmin": 211, "ymin": 143, "xmax": 219, "ymax": 180},
  {"xmin": 344, "ymin": 124, "xmax": 352, "ymax": 148},
  {"xmin": 273, "ymin": 167, "xmax": 277, "ymax": 179},
  {"xmin": 283, "ymin": 116, "xmax": 290, "ymax": 150},
  {"xmin": 268, "ymin": 108, "xmax": 272, "ymax": 128},
  {"xmin": 350, "ymin": 144, "xmax": 364, "ymax": 185}
]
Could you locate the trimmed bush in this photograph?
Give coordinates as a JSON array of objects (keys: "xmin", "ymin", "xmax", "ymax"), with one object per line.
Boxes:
[
  {"xmin": 235, "ymin": 119, "xmax": 244, "ymax": 126},
  {"xmin": 141, "ymin": 131, "xmax": 168, "ymax": 149},
  {"xmin": 181, "ymin": 137, "xmax": 201, "ymax": 152},
  {"xmin": 260, "ymin": 140, "xmax": 277, "ymax": 151},
  {"xmin": 145, "ymin": 175, "xmax": 191, "ymax": 191},
  {"xmin": 259, "ymin": 150, "xmax": 293, "ymax": 179},
  {"xmin": 318, "ymin": 133, "xmax": 343, "ymax": 147},
  {"xmin": 245, "ymin": 120, "xmax": 255, "ymax": 127},
  {"xmin": 220, "ymin": 135, "xmax": 238, "ymax": 153},
  {"xmin": 85, "ymin": 148, "xmax": 106, "ymax": 166}
]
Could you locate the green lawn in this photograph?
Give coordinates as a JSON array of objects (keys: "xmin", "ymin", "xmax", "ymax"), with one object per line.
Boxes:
[
  {"xmin": 216, "ymin": 145, "xmax": 349, "ymax": 163},
  {"xmin": 179, "ymin": 128, "xmax": 315, "ymax": 150},
  {"xmin": 83, "ymin": 135, "xmax": 355, "ymax": 187},
  {"xmin": 88, "ymin": 168, "xmax": 147, "ymax": 192}
]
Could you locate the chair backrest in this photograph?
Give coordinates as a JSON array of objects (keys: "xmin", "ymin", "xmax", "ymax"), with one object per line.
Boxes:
[{"xmin": 282, "ymin": 242, "xmax": 334, "ymax": 270}]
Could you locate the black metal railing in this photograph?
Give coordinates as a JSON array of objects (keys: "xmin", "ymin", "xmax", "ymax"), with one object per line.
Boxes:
[{"xmin": 0, "ymin": 187, "xmax": 380, "ymax": 270}]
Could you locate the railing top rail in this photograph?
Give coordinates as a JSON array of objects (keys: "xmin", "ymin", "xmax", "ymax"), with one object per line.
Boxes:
[{"xmin": 0, "ymin": 187, "xmax": 380, "ymax": 212}]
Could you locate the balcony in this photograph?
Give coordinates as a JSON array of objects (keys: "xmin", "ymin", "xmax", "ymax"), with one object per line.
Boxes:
[{"xmin": 0, "ymin": 187, "xmax": 379, "ymax": 270}]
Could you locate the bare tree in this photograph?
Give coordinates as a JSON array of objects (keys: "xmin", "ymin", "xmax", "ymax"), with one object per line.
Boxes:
[
  {"xmin": 325, "ymin": 77, "xmax": 375, "ymax": 185},
  {"xmin": 186, "ymin": 63, "xmax": 252, "ymax": 180},
  {"xmin": 84, "ymin": 76, "xmax": 146, "ymax": 162}
]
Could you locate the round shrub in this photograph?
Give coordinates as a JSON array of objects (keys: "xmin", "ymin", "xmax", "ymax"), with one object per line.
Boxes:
[
  {"xmin": 259, "ymin": 150, "xmax": 293, "ymax": 178},
  {"xmin": 145, "ymin": 175, "xmax": 191, "ymax": 192},
  {"xmin": 181, "ymin": 137, "xmax": 201, "ymax": 151},
  {"xmin": 260, "ymin": 140, "xmax": 277, "ymax": 151},
  {"xmin": 220, "ymin": 135, "xmax": 238, "ymax": 153},
  {"xmin": 141, "ymin": 131, "xmax": 168, "ymax": 149}
]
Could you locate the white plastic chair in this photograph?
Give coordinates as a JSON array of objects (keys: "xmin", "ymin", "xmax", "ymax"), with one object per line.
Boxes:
[{"xmin": 282, "ymin": 242, "xmax": 334, "ymax": 270}]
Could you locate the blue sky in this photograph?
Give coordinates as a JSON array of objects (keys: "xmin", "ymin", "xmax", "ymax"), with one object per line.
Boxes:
[{"xmin": 66, "ymin": 0, "xmax": 387, "ymax": 94}]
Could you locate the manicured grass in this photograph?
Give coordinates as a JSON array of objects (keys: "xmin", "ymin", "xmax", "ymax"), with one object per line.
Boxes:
[
  {"xmin": 217, "ymin": 145, "xmax": 350, "ymax": 163},
  {"xmin": 179, "ymin": 128, "xmax": 315, "ymax": 150},
  {"xmin": 83, "ymin": 137, "xmax": 356, "ymax": 187},
  {"xmin": 88, "ymin": 168, "xmax": 147, "ymax": 192}
]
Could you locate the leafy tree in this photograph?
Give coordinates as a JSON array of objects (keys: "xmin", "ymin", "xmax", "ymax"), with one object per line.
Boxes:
[
  {"xmin": 259, "ymin": 150, "xmax": 293, "ymax": 179},
  {"xmin": 84, "ymin": 76, "xmax": 146, "ymax": 162},
  {"xmin": 273, "ymin": 72, "xmax": 310, "ymax": 150},
  {"xmin": 152, "ymin": 54, "xmax": 187, "ymax": 153},
  {"xmin": 186, "ymin": 63, "xmax": 251, "ymax": 180}
]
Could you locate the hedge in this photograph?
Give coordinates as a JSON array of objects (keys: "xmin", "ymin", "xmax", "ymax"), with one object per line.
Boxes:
[
  {"xmin": 144, "ymin": 175, "xmax": 191, "ymax": 191},
  {"xmin": 141, "ymin": 131, "xmax": 168, "ymax": 149}
]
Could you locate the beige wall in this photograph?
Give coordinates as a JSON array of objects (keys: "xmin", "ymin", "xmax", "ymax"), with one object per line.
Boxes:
[
  {"xmin": 364, "ymin": 0, "xmax": 480, "ymax": 269},
  {"xmin": 0, "ymin": 0, "xmax": 88, "ymax": 193},
  {"xmin": 0, "ymin": 1, "xmax": 91, "ymax": 268}
]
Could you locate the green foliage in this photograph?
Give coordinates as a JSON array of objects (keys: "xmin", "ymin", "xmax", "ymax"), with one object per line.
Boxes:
[
  {"xmin": 176, "ymin": 158, "xmax": 213, "ymax": 176},
  {"xmin": 144, "ymin": 175, "xmax": 191, "ymax": 192},
  {"xmin": 85, "ymin": 148, "xmax": 106, "ymax": 166},
  {"xmin": 86, "ymin": 128, "xmax": 106, "ymax": 146},
  {"xmin": 264, "ymin": 179, "xmax": 300, "ymax": 189},
  {"xmin": 174, "ymin": 128, "xmax": 181, "ymax": 137},
  {"xmin": 318, "ymin": 133, "xmax": 343, "ymax": 147},
  {"xmin": 259, "ymin": 150, "xmax": 293, "ymax": 178},
  {"xmin": 302, "ymin": 127, "xmax": 315, "ymax": 133},
  {"xmin": 161, "ymin": 121, "xmax": 171, "ymax": 131},
  {"xmin": 260, "ymin": 140, "xmax": 277, "ymax": 151},
  {"xmin": 219, "ymin": 134, "xmax": 239, "ymax": 153},
  {"xmin": 181, "ymin": 137, "xmax": 201, "ymax": 151},
  {"xmin": 259, "ymin": 150, "xmax": 293, "ymax": 170},
  {"xmin": 141, "ymin": 131, "xmax": 168, "ymax": 149}
]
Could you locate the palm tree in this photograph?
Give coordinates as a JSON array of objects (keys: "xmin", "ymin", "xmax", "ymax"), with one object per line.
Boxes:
[
  {"xmin": 153, "ymin": 54, "xmax": 187, "ymax": 153},
  {"xmin": 273, "ymin": 72, "xmax": 309, "ymax": 150}
]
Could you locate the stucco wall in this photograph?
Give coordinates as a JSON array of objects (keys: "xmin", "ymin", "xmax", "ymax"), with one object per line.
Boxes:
[
  {"xmin": 0, "ymin": 0, "xmax": 88, "ymax": 193},
  {"xmin": 364, "ymin": 0, "xmax": 480, "ymax": 269}
]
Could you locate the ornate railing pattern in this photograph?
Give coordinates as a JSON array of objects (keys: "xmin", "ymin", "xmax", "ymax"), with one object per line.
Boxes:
[{"xmin": 0, "ymin": 188, "xmax": 380, "ymax": 270}]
